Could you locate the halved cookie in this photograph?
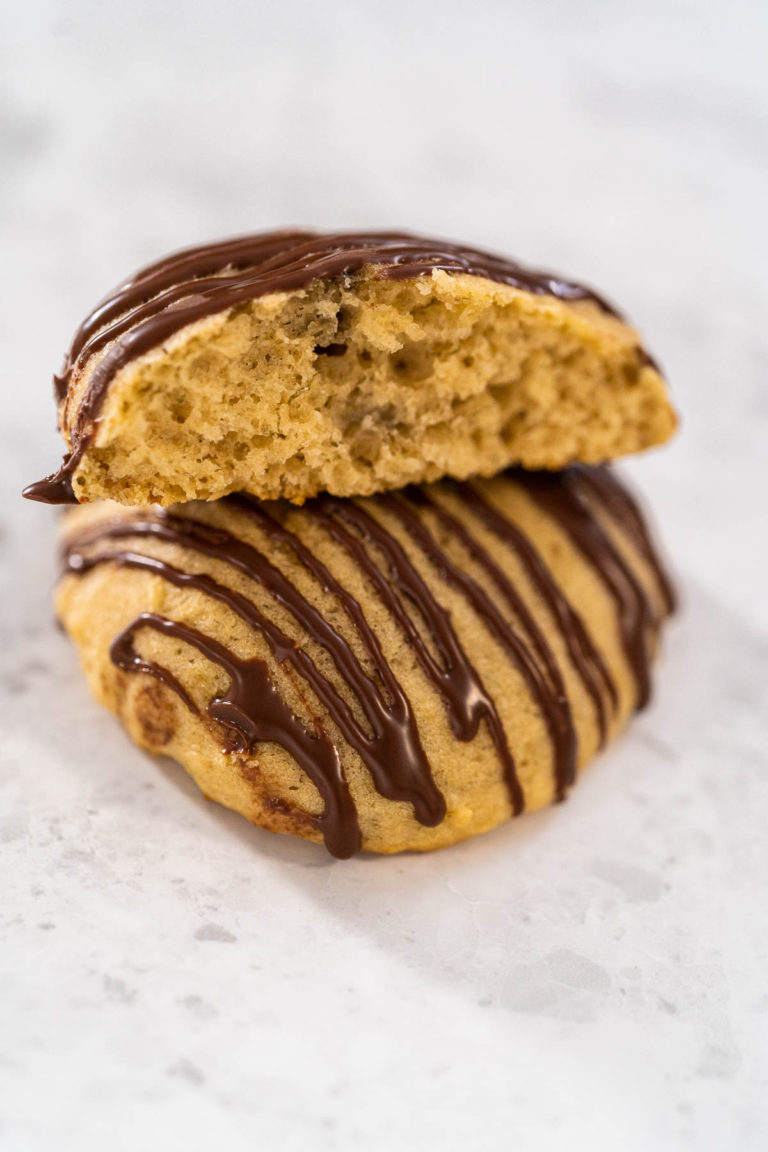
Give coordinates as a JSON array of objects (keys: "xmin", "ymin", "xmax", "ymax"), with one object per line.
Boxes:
[{"xmin": 27, "ymin": 231, "xmax": 676, "ymax": 507}]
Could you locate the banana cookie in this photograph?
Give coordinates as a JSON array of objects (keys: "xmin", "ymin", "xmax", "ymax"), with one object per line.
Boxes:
[
  {"xmin": 56, "ymin": 466, "xmax": 674, "ymax": 857},
  {"xmin": 27, "ymin": 231, "xmax": 676, "ymax": 508}
]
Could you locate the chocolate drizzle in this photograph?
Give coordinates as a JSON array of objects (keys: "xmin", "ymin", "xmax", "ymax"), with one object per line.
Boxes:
[
  {"xmin": 25, "ymin": 229, "xmax": 617, "ymax": 504},
  {"xmin": 65, "ymin": 511, "xmax": 446, "ymax": 857},
  {"xmin": 61, "ymin": 468, "xmax": 673, "ymax": 856},
  {"xmin": 574, "ymin": 466, "xmax": 676, "ymax": 615},
  {"xmin": 450, "ymin": 482, "xmax": 618, "ymax": 741},
  {"xmin": 391, "ymin": 488, "xmax": 576, "ymax": 799},
  {"xmin": 524, "ymin": 470, "xmax": 659, "ymax": 708},
  {"xmin": 110, "ymin": 610, "xmax": 359, "ymax": 856},
  {"xmin": 308, "ymin": 493, "xmax": 525, "ymax": 814}
]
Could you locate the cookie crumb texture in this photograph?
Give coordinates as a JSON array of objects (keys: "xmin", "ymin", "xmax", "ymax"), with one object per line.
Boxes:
[
  {"xmin": 57, "ymin": 468, "xmax": 673, "ymax": 856},
  {"xmin": 67, "ymin": 270, "xmax": 675, "ymax": 505}
]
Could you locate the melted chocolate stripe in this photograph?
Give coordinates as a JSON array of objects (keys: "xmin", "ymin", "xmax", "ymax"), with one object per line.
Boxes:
[
  {"xmin": 108, "ymin": 609, "xmax": 358, "ymax": 857},
  {"xmin": 575, "ymin": 466, "xmax": 676, "ymax": 615},
  {"xmin": 312, "ymin": 495, "xmax": 524, "ymax": 814},
  {"xmin": 451, "ymin": 481, "xmax": 617, "ymax": 741},
  {"xmin": 227, "ymin": 495, "xmax": 446, "ymax": 822},
  {"xmin": 525, "ymin": 471, "xmax": 656, "ymax": 708},
  {"xmin": 65, "ymin": 514, "xmax": 445, "ymax": 831},
  {"xmin": 306, "ymin": 500, "xmax": 470, "ymax": 716},
  {"xmin": 53, "ymin": 232, "xmax": 313, "ymax": 404},
  {"xmin": 68, "ymin": 557, "xmax": 356, "ymax": 857},
  {"xmin": 110, "ymin": 612, "xmax": 198, "ymax": 713},
  {"xmin": 401, "ymin": 487, "xmax": 577, "ymax": 798},
  {"xmin": 25, "ymin": 229, "xmax": 619, "ymax": 504},
  {"xmin": 68, "ymin": 232, "xmax": 311, "ymax": 362}
]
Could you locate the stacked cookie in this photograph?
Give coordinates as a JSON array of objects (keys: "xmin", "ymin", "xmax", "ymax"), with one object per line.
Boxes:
[{"xmin": 26, "ymin": 232, "xmax": 677, "ymax": 856}]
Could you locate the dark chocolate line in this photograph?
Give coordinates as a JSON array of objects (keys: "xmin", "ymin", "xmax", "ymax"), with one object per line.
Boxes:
[
  {"xmin": 108, "ymin": 609, "xmax": 358, "ymax": 857},
  {"xmin": 450, "ymin": 480, "xmax": 617, "ymax": 741},
  {"xmin": 226, "ymin": 495, "xmax": 447, "ymax": 823},
  {"xmin": 310, "ymin": 494, "xmax": 525, "ymax": 814},
  {"xmin": 399, "ymin": 487, "xmax": 577, "ymax": 798},
  {"xmin": 575, "ymin": 466, "xmax": 676, "ymax": 616},
  {"xmin": 66, "ymin": 547, "xmax": 361, "ymax": 856},
  {"xmin": 524, "ymin": 470, "xmax": 656, "ymax": 708}
]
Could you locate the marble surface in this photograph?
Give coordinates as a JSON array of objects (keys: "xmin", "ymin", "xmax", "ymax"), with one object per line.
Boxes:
[{"xmin": 2, "ymin": 1, "xmax": 767, "ymax": 1148}]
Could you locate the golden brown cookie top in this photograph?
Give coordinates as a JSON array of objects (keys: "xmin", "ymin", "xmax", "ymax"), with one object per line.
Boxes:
[{"xmin": 59, "ymin": 466, "xmax": 674, "ymax": 857}]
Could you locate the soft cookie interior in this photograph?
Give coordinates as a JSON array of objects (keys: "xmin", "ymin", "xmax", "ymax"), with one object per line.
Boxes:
[{"xmin": 64, "ymin": 270, "xmax": 676, "ymax": 506}]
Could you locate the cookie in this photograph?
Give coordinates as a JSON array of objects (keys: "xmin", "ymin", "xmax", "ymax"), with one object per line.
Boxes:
[
  {"xmin": 26, "ymin": 231, "xmax": 676, "ymax": 508},
  {"xmin": 56, "ymin": 466, "xmax": 674, "ymax": 856}
]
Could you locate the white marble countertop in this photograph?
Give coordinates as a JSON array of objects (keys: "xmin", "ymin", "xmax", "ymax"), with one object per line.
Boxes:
[{"xmin": 2, "ymin": 2, "xmax": 767, "ymax": 1148}]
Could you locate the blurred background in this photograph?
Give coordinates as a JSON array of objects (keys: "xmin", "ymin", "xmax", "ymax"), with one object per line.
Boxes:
[{"xmin": 3, "ymin": 2, "xmax": 767, "ymax": 1150}]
